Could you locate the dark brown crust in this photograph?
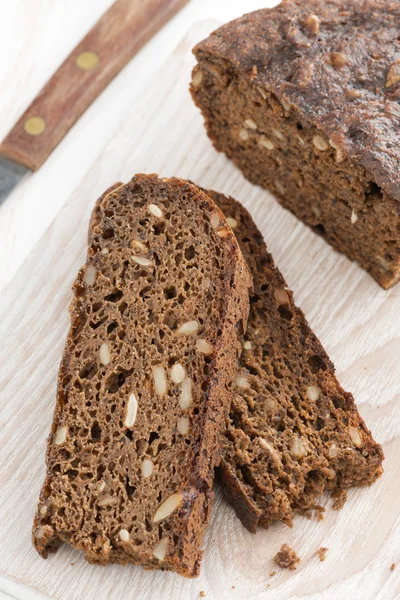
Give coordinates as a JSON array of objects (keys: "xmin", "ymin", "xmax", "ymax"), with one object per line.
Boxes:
[
  {"xmin": 89, "ymin": 182, "xmax": 124, "ymax": 235},
  {"xmin": 207, "ymin": 189, "xmax": 383, "ymax": 532},
  {"xmin": 217, "ymin": 460, "xmax": 261, "ymax": 533},
  {"xmin": 193, "ymin": 0, "xmax": 400, "ymax": 201},
  {"xmin": 191, "ymin": 0, "xmax": 400, "ymax": 288},
  {"xmin": 32, "ymin": 175, "xmax": 252, "ymax": 577}
]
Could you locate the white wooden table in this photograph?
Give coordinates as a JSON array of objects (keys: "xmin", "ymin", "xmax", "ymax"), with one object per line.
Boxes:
[{"xmin": 1, "ymin": 2, "xmax": 399, "ymax": 600}]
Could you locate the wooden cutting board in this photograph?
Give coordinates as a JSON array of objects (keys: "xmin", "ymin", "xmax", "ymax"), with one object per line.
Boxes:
[{"xmin": 1, "ymin": 22, "xmax": 399, "ymax": 600}]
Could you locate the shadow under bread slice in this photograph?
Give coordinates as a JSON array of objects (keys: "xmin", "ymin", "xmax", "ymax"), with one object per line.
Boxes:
[
  {"xmin": 206, "ymin": 188, "xmax": 384, "ymax": 533},
  {"xmin": 32, "ymin": 174, "xmax": 252, "ymax": 577}
]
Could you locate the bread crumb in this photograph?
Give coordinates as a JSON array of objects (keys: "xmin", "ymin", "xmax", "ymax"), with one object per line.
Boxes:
[
  {"xmin": 391, "ymin": 563, "xmax": 396, "ymax": 571},
  {"xmin": 199, "ymin": 592, "xmax": 205, "ymax": 598},
  {"xmin": 269, "ymin": 570, "xmax": 277, "ymax": 577},
  {"xmin": 331, "ymin": 489, "xmax": 348, "ymax": 510},
  {"xmin": 303, "ymin": 504, "xmax": 325, "ymax": 520},
  {"xmin": 316, "ymin": 547, "xmax": 328, "ymax": 562},
  {"xmin": 274, "ymin": 544, "xmax": 300, "ymax": 570}
]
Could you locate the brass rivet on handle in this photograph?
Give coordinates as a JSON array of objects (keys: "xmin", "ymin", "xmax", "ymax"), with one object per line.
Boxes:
[
  {"xmin": 24, "ymin": 117, "xmax": 46, "ymax": 136},
  {"xmin": 76, "ymin": 51, "xmax": 99, "ymax": 70}
]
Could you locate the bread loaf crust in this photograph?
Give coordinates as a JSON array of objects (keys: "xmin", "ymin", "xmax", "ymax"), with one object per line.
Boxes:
[{"xmin": 191, "ymin": 0, "xmax": 400, "ymax": 288}]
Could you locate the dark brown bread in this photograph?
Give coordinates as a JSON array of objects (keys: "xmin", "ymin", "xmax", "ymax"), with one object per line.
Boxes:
[
  {"xmin": 191, "ymin": 0, "xmax": 400, "ymax": 288},
  {"xmin": 207, "ymin": 189, "xmax": 383, "ymax": 532},
  {"xmin": 32, "ymin": 174, "xmax": 252, "ymax": 577}
]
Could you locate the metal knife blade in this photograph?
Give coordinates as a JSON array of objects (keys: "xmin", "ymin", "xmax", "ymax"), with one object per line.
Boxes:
[{"xmin": 0, "ymin": 156, "xmax": 30, "ymax": 206}]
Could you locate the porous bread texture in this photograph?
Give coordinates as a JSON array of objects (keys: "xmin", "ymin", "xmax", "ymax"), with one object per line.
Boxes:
[
  {"xmin": 207, "ymin": 189, "xmax": 383, "ymax": 532},
  {"xmin": 191, "ymin": 0, "xmax": 400, "ymax": 288},
  {"xmin": 32, "ymin": 174, "xmax": 251, "ymax": 577}
]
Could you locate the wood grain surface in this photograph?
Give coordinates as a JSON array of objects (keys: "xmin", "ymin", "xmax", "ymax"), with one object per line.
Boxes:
[
  {"xmin": 0, "ymin": 22, "xmax": 399, "ymax": 600},
  {"xmin": 0, "ymin": 0, "xmax": 188, "ymax": 171}
]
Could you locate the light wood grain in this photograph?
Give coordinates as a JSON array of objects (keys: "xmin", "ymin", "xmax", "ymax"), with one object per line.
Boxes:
[
  {"xmin": 0, "ymin": 0, "xmax": 188, "ymax": 171},
  {"xmin": 0, "ymin": 22, "xmax": 399, "ymax": 600}
]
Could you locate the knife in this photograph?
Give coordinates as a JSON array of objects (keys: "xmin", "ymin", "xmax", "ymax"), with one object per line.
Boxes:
[{"xmin": 0, "ymin": 0, "xmax": 188, "ymax": 205}]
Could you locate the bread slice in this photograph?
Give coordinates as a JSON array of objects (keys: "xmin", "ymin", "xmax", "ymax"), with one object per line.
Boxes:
[
  {"xmin": 32, "ymin": 174, "xmax": 252, "ymax": 577},
  {"xmin": 191, "ymin": 2, "xmax": 400, "ymax": 288},
  {"xmin": 205, "ymin": 189, "xmax": 383, "ymax": 532}
]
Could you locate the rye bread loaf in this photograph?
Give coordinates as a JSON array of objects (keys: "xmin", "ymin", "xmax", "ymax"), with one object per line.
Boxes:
[
  {"xmin": 32, "ymin": 174, "xmax": 252, "ymax": 577},
  {"xmin": 206, "ymin": 189, "xmax": 383, "ymax": 532},
  {"xmin": 191, "ymin": 0, "xmax": 400, "ymax": 289}
]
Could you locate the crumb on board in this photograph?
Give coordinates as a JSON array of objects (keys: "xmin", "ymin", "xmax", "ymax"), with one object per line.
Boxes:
[
  {"xmin": 331, "ymin": 489, "xmax": 348, "ymax": 510},
  {"xmin": 274, "ymin": 544, "xmax": 300, "ymax": 570},
  {"xmin": 269, "ymin": 570, "xmax": 277, "ymax": 577},
  {"xmin": 199, "ymin": 592, "xmax": 205, "ymax": 598},
  {"xmin": 316, "ymin": 547, "xmax": 328, "ymax": 562},
  {"xmin": 303, "ymin": 505, "xmax": 325, "ymax": 521},
  {"xmin": 391, "ymin": 563, "xmax": 396, "ymax": 571}
]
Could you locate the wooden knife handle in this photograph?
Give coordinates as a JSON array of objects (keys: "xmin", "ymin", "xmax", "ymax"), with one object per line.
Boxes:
[{"xmin": 0, "ymin": 0, "xmax": 188, "ymax": 171}]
